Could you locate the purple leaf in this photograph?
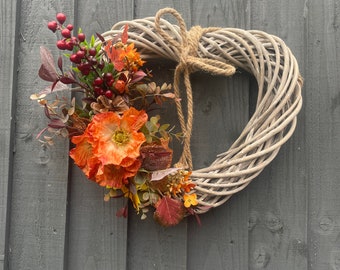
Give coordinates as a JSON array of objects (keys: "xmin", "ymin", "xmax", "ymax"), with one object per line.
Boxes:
[
  {"xmin": 57, "ymin": 56, "xmax": 63, "ymax": 72},
  {"xmin": 38, "ymin": 46, "xmax": 58, "ymax": 82},
  {"xmin": 59, "ymin": 76, "xmax": 75, "ymax": 84},
  {"xmin": 48, "ymin": 118, "xmax": 66, "ymax": 129},
  {"xmin": 131, "ymin": 70, "xmax": 147, "ymax": 83},
  {"xmin": 96, "ymin": 32, "xmax": 105, "ymax": 42}
]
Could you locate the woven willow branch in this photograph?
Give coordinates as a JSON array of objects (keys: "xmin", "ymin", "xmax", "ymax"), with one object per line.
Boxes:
[{"xmin": 99, "ymin": 8, "xmax": 303, "ymax": 214}]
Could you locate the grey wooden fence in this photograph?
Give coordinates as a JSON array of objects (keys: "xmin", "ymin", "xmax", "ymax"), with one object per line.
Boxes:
[{"xmin": 1, "ymin": 0, "xmax": 340, "ymax": 269}]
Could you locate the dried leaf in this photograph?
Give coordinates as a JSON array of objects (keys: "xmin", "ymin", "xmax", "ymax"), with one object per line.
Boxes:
[
  {"xmin": 154, "ymin": 196, "xmax": 185, "ymax": 227},
  {"xmin": 38, "ymin": 46, "xmax": 58, "ymax": 82},
  {"xmin": 151, "ymin": 168, "xmax": 179, "ymax": 181}
]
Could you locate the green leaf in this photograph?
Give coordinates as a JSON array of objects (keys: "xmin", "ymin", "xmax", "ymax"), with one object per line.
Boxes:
[
  {"xmin": 159, "ymin": 123, "xmax": 170, "ymax": 132},
  {"xmin": 90, "ymin": 35, "xmax": 95, "ymax": 47}
]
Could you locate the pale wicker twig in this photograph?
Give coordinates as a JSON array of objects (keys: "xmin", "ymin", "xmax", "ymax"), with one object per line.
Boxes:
[{"xmin": 98, "ymin": 8, "xmax": 303, "ymax": 214}]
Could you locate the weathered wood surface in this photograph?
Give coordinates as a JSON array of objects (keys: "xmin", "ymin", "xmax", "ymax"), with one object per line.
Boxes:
[
  {"xmin": 0, "ymin": 1, "xmax": 18, "ymax": 269},
  {"xmin": 1, "ymin": 0, "xmax": 340, "ymax": 269}
]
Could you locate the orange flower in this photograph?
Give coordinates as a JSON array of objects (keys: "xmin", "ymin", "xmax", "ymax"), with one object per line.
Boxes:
[
  {"xmin": 95, "ymin": 158, "xmax": 141, "ymax": 188},
  {"xmin": 121, "ymin": 43, "xmax": 145, "ymax": 71},
  {"xmin": 70, "ymin": 108, "xmax": 147, "ymax": 188},
  {"xmin": 183, "ymin": 193, "xmax": 198, "ymax": 208},
  {"xmin": 88, "ymin": 108, "xmax": 147, "ymax": 166},
  {"xmin": 104, "ymin": 41, "xmax": 144, "ymax": 72},
  {"xmin": 69, "ymin": 128, "xmax": 100, "ymax": 180}
]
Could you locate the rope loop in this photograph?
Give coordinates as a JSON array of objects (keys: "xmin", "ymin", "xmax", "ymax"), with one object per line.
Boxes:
[{"xmin": 154, "ymin": 8, "xmax": 236, "ymax": 169}]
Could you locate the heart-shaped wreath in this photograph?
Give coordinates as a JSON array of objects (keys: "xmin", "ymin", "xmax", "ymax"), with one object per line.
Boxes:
[{"xmin": 32, "ymin": 8, "xmax": 302, "ymax": 226}]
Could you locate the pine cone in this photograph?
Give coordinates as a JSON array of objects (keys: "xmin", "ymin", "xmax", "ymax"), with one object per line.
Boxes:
[{"xmin": 90, "ymin": 95, "xmax": 129, "ymax": 115}]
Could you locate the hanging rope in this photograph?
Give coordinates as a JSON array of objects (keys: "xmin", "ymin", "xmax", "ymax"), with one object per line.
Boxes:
[{"xmin": 154, "ymin": 8, "xmax": 236, "ymax": 170}]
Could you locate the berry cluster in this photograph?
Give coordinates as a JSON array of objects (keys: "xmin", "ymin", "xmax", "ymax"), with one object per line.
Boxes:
[
  {"xmin": 47, "ymin": 13, "xmax": 123, "ymax": 99},
  {"xmin": 48, "ymin": 13, "xmax": 81, "ymax": 51}
]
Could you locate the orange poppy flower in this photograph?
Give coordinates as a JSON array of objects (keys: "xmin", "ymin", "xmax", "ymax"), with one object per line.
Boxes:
[
  {"xmin": 95, "ymin": 158, "xmax": 141, "ymax": 188},
  {"xmin": 69, "ymin": 129, "xmax": 101, "ymax": 180},
  {"xmin": 88, "ymin": 108, "xmax": 147, "ymax": 166}
]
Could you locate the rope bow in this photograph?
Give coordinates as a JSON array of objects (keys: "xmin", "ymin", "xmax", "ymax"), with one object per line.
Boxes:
[{"xmin": 154, "ymin": 8, "xmax": 236, "ymax": 170}]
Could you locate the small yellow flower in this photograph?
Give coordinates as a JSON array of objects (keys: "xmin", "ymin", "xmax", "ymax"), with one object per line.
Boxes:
[{"xmin": 183, "ymin": 193, "xmax": 198, "ymax": 208}]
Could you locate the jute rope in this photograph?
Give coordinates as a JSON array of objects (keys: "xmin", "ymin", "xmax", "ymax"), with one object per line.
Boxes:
[
  {"xmin": 98, "ymin": 8, "xmax": 303, "ymax": 214},
  {"xmin": 154, "ymin": 8, "xmax": 236, "ymax": 169}
]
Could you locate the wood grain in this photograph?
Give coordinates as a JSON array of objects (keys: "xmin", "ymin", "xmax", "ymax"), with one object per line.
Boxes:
[
  {"xmin": 6, "ymin": 1, "xmax": 74, "ymax": 269},
  {"xmin": 126, "ymin": 3, "xmax": 191, "ymax": 270},
  {"xmin": 0, "ymin": 0, "xmax": 18, "ymax": 269},
  {"xmin": 65, "ymin": 1, "xmax": 134, "ymax": 269},
  {"xmin": 247, "ymin": 0, "xmax": 308, "ymax": 269},
  {"xmin": 186, "ymin": 1, "xmax": 250, "ymax": 269},
  {"xmin": 305, "ymin": 1, "xmax": 340, "ymax": 269},
  {"xmin": 5, "ymin": 0, "xmax": 339, "ymax": 269}
]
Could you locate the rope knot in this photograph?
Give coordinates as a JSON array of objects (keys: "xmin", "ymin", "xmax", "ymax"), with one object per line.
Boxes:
[{"xmin": 154, "ymin": 8, "xmax": 236, "ymax": 170}]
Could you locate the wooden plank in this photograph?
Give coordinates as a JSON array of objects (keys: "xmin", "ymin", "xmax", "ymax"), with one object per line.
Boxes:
[
  {"xmin": 186, "ymin": 1, "xmax": 251, "ymax": 269},
  {"xmin": 65, "ymin": 1, "xmax": 134, "ymax": 269},
  {"xmin": 126, "ymin": 2, "xmax": 191, "ymax": 270},
  {"xmin": 247, "ymin": 1, "xmax": 308, "ymax": 269},
  {"xmin": 0, "ymin": 0, "xmax": 18, "ymax": 269},
  {"xmin": 7, "ymin": 1, "xmax": 74, "ymax": 269},
  {"xmin": 304, "ymin": 1, "xmax": 340, "ymax": 269}
]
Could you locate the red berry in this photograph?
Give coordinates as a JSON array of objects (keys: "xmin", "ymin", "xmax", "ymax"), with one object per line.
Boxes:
[
  {"xmin": 76, "ymin": 50, "xmax": 85, "ymax": 59},
  {"xmin": 61, "ymin": 28, "xmax": 71, "ymax": 38},
  {"xmin": 78, "ymin": 63, "xmax": 91, "ymax": 75},
  {"xmin": 97, "ymin": 62, "xmax": 104, "ymax": 70},
  {"xmin": 94, "ymin": 86, "xmax": 102, "ymax": 95},
  {"xmin": 47, "ymin": 21, "xmax": 58, "ymax": 32},
  {"xmin": 94, "ymin": 77, "xmax": 103, "ymax": 86},
  {"xmin": 70, "ymin": 54, "xmax": 81, "ymax": 64},
  {"xmin": 104, "ymin": 72, "xmax": 113, "ymax": 82},
  {"xmin": 56, "ymin": 40, "xmax": 67, "ymax": 50},
  {"xmin": 105, "ymin": 90, "xmax": 113, "ymax": 99},
  {"xmin": 89, "ymin": 47, "xmax": 96, "ymax": 56},
  {"xmin": 56, "ymin": 13, "xmax": 66, "ymax": 24},
  {"xmin": 89, "ymin": 56, "xmax": 97, "ymax": 65},
  {"xmin": 66, "ymin": 24, "xmax": 73, "ymax": 31},
  {"xmin": 107, "ymin": 79, "xmax": 115, "ymax": 87},
  {"xmin": 77, "ymin": 33, "xmax": 85, "ymax": 42},
  {"xmin": 65, "ymin": 41, "xmax": 74, "ymax": 51}
]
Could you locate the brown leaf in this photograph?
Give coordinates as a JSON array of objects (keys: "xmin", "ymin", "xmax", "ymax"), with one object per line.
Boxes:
[{"xmin": 153, "ymin": 197, "xmax": 185, "ymax": 227}]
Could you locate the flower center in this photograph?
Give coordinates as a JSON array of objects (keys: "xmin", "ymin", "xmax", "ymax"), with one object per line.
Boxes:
[{"xmin": 112, "ymin": 129, "xmax": 130, "ymax": 145}]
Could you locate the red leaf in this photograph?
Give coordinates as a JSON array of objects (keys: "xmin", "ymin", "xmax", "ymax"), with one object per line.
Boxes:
[
  {"xmin": 154, "ymin": 197, "xmax": 185, "ymax": 227},
  {"xmin": 38, "ymin": 46, "xmax": 58, "ymax": 82},
  {"xmin": 116, "ymin": 205, "xmax": 128, "ymax": 218},
  {"xmin": 121, "ymin": 24, "xmax": 129, "ymax": 44}
]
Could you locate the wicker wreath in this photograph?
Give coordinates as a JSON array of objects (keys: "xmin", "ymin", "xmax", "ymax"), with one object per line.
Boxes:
[{"xmin": 98, "ymin": 8, "xmax": 303, "ymax": 214}]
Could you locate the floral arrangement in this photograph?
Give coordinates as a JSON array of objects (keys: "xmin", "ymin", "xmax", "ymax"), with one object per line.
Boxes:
[{"xmin": 31, "ymin": 13, "xmax": 198, "ymax": 226}]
